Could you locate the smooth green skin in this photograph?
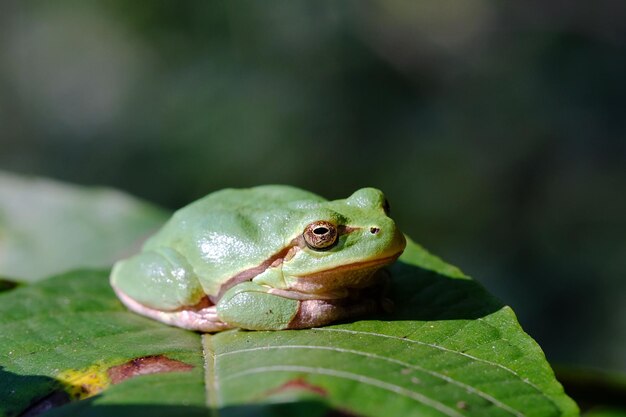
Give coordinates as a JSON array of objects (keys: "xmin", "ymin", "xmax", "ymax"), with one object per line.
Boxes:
[{"xmin": 110, "ymin": 185, "xmax": 405, "ymax": 331}]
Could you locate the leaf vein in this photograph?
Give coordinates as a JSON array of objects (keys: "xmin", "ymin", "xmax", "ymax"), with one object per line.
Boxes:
[
  {"xmin": 223, "ymin": 365, "xmax": 466, "ymax": 417},
  {"xmin": 314, "ymin": 328, "xmax": 548, "ymax": 396},
  {"xmin": 219, "ymin": 345, "xmax": 525, "ymax": 417}
]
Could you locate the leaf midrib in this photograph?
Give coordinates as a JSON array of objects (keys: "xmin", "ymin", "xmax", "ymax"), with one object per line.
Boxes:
[{"xmin": 202, "ymin": 334, "xmax": 219, "ymax": 414}]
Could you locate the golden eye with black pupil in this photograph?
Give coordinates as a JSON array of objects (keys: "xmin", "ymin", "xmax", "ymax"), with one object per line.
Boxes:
[{"xmin": 303, "ymin": 221, "xmax": 338, "ymax": 250}]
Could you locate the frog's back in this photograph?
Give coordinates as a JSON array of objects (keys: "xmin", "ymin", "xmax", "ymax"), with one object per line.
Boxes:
[{"xmin": 144, "ymin": 185, "xmax": 325, "ymax": 295}]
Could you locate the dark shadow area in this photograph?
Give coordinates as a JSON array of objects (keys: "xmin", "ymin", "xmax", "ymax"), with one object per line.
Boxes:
[
  {"xmin": 386, "ymin": 260, "xmax": 504, "ymax": 321},
  {"xmin": 41, "ymin": 399, "xmax": 338, "ymax": 417},
  {"xmin": 0, "ymin": 278, "xmax": 21, "ymax": 293},
  {"xmin": 555, "ymin": 367, "xmax": 626, "ymax": 412},
  {"xmin": 200, "ymin": 401, "xmax": 334, "ymax": 417},
  {"xmin": 41, "ymin": 401, "xmax": 210, "ymax": 417},
  {"xmin": 0, "ymin": 366, "xmax": 68, "ymax": 417}
]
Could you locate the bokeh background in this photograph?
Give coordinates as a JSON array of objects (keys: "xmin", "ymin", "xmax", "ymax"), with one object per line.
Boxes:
[{"xmin": 1, "ymin": 0, "xmax": 625, "ymax": 377}]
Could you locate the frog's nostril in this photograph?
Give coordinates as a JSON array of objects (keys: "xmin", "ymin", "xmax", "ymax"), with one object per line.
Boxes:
[{"xmin": 370, "ymin": 227, "xmax": 380, "ymax": 235}]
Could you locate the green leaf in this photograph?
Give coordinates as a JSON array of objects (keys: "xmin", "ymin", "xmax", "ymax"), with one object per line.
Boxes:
[
  {"xmin": 0, "ymin": 171, "xmax": 168, "ymax": 282},
  {"xmin": 0, "ymin": 240, "xmax": 578, "ymax": 417}
]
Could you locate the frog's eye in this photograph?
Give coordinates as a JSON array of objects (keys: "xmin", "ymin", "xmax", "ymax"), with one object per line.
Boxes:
[{"xmin": 303, "ymin": 221, "xmax": 338, "ymax": 250}]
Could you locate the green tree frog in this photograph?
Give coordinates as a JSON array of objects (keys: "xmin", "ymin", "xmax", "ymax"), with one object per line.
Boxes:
[{"xmin": 110, "ymin": 186, "xmax": 406, "ymax": 332}]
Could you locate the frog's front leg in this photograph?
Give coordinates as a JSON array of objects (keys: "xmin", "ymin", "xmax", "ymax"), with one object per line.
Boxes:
[
  {"xmin": 110, "ymin": 248, "xmax": 233, "ymax": 332},
  {"xmin": 217, "ymin": 281, "xmax": 379, "ymax": 330}
]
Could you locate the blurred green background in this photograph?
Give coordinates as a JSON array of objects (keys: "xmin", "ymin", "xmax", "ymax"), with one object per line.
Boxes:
[{"xmin": 1, "ymin": 0, "xmax": 625, "ymax": 377}]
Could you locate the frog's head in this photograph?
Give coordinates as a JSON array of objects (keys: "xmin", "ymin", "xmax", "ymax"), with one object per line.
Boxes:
[{"xmin": 280, "ymin": 188, "xmax": 406, "ymax": 294}]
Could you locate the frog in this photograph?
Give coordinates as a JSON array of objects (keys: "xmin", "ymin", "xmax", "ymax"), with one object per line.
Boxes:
[{"xmin": 110, "ymin": 185, "xmax": 406, "ymax": 332}]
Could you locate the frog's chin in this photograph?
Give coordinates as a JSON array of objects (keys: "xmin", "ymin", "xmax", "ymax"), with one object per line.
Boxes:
[
  {"xmin": 279, "ymin": 251, "xmax": 403, "ymax": 299},
  {"xmin": 297, "ymin": 250, "xmax": 403, "ymax": 278}
]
